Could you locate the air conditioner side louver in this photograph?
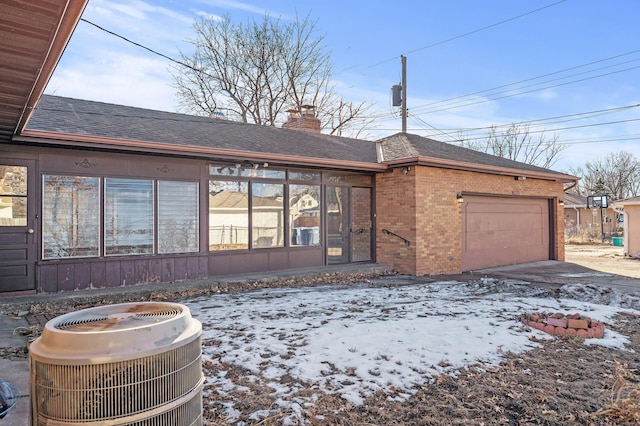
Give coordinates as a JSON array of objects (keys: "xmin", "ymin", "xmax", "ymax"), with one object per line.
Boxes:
[{"xmin": 29, "ymin": 302, "xmax": 203, "ymax": 425}]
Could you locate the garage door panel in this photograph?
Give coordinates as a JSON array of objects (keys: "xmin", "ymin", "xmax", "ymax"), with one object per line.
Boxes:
[{"xmin": 462, "ymin": 196, "xmax": 549, "ymax": 270}]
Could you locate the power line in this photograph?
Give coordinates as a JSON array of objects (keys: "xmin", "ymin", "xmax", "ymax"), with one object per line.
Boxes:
[
  {"xmin": 406, "ymin": 112, "xmax": 459, "ymax": 143},
  {"xmin": 450, "ymin": 117, "xmax": 640, "ymax": 143},
  {"xmin": 408, "ymin": 49, "xmax": 640, "ymax": 113},
  {"xmin": 80, "ymin": 18, "xmax": 198, "ymax": 73},
  {"xmin": 433, "ymin": 104, "xmax": 640, "ymax": 138},
  {"xmin": 364, "ymin": 0, "xmax": 567, "ymax": 69}
]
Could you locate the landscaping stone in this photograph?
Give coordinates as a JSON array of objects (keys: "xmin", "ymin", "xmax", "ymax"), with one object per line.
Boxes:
[{"xmin": 521, "ymin": 312, "xmax": 605, "ymax": 339}]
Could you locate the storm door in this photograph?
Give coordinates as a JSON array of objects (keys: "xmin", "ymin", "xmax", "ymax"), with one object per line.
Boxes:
[
  {"xmin": 350, "ymin": 187, "xmax": 372, "ymax": 262},
  {"xmin": 0, "ymin": 160, "xmax": 36, "ymax": 292},
  {"xmin": 326, "ymin": 186, "xmax": 372, "ymax": 264}
]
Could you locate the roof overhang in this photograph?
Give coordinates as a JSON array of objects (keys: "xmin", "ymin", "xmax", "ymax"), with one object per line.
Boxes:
[
  {"xmin": 13, "ymin": 130, "xmax": 388, "ymax": 172},
  {"xmin": 0, "ymin": 0, "xmax": 88, "ymax": 143},
  {"xmin": 384, "ymin": 156, "xmax": 578, "ymax": 183},
  {"xmin": 613, "ymin": 198, "xmax": 640, "ymax": 207}
]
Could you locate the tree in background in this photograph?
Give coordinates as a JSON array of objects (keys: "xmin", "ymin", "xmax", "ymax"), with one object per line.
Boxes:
[
  {"xmin": 458, "ymin": 123, "xmax": 565, "ymax": 169},
  {"xmin": 568, "ymin": 151, "xmax": 640, "ymax": 200},
  {"xmin": 172, "ymin": 14, "xmax": 373, "ymax": 137}
]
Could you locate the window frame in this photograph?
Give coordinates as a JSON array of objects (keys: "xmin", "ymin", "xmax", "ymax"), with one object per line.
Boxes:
[
  {"xmin": 42, "ymin": 174, "xmax": 101, "ymax": 259},
  {"xmin": 41, "ymin": 174, "xmax": 200, "ymax": 260}
]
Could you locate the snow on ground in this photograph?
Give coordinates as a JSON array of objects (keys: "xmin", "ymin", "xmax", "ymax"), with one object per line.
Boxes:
[{"xmin": 184, "ymin": 278, "xmax": 639, "ymax": 423}]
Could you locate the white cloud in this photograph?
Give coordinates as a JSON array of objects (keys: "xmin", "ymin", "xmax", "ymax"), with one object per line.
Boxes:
[
  {"xmin": 195, "ymin": 0, "xmax": 271, "ymax": 15},
  {"xmin": 47, "ymin": 53, "xmax": 178, "ymax": 112}
]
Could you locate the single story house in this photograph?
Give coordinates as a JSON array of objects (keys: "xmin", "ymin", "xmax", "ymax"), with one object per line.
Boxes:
[
  {"xmin": 612, "ymin": 197, "xmax": 640, "ymax": 258},
  {"xmin": 0, "ymin": 0, "xmax": 577, "ymax": 295}
]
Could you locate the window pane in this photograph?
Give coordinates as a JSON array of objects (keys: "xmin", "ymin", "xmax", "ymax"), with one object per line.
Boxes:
[
  {"xmin": 209, "ymin": 180, "xmax": 248, "ymax": 250},
  {"xmin": 252, "ymin": 183, "xmax": 284, "ymax": 248},
  {"xmin": 241, "ymin": 167, "xmax": 285, "ymax": 179},
  {"xmin": 288, "ymin": 170, "xmax": 321, "ymax": 181},
  {"xmin": 158, "ymin": 181, "xmax": 199, "ymax": 254},
  {"xmin": 209, "ymin": 164, "xmax": 240, "ymax": 177},
  {"xmin": 325, "ymin": 172, "xmax": 373, "ymax": 185},
  {"xmin": 289, "ymin": 184, "xmax": 320, "ymax": 246},
  {"xmin": 43, "ymin": 176, "xmax": 100, "ymax": 258},
  {"xmin": 105, "ymin": 178, "xmax": 153, "ymax": 255},
  {"xmin": 0, "ymin": 165, "xmax": 27, "ymax": 226}
]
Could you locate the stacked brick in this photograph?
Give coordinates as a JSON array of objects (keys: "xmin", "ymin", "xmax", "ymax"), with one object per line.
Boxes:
[{"xmin": 522, "ymin": 312, "xmax": 605, "ymax": 338}]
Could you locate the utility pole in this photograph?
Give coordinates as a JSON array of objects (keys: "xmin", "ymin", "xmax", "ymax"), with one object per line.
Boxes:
[
  {"xmin": 401, "ymin": 55, "xmax": 407, "ymax": 133},
  {"xmin": 391, "ymin": 55, "xmax": 407, "ymax": 133}
]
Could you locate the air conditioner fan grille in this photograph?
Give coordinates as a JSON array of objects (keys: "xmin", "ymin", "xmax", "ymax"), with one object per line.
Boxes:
[{"xmin": 51, "ymin": 303, "xmax": 183, "ymax": 332}]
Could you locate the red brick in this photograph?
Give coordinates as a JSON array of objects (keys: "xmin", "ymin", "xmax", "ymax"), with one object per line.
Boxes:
[
  {"xmin": 567, "ymin": 319, "xmax": 589, "ymax": 329},
  {"xmin": 576, "ymin": 329, "xmax": 588, "ymax": 338},
  {"xmin": 543, "ymin": 325, "xmax": 556, "ymax": 335},
  {"xmin": 547, "ymin": 317, "xmax": 567, "ymax": 328},
  {"xmin": 593, "ymin": 325, "xmax": 605, "ymax": 338},
  {"xmin": 375, "ymin": 166, "xmax": 566, "ymax": 275}
]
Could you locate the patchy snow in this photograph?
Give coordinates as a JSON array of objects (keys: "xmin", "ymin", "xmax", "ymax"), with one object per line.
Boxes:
[{"xmin": 184, "ymin": 278, "xmax": 640, "ymax": 423}]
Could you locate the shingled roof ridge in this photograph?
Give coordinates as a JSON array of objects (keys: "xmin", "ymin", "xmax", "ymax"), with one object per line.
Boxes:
[{"xmin": 379, "ymin": 131, "xmax": 573, "ymax": 176}]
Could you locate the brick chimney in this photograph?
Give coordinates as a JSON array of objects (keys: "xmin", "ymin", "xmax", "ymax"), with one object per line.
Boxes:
[{"xmin": 282, "ymin": 105, "xmax": 321, "ymax": 134}]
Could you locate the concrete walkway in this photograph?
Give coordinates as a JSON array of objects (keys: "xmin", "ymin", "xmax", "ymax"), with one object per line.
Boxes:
[{"xmin": 0, "ymin": 260, "xmax": 638, "ymax": 425}]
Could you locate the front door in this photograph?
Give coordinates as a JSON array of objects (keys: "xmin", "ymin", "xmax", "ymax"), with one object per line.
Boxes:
[
  {"xmin": 0, "ymin": 160, "xmax": 37, "ymax": 293},
  {"xmin": 327, "ymin": 186, "xmax": 372, "ymax": 264}
]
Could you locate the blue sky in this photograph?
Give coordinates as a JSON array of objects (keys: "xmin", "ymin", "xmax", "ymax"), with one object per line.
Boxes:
[{"xmin": 46, "ymin": 0, "xmax": 640, "ymax": 172}]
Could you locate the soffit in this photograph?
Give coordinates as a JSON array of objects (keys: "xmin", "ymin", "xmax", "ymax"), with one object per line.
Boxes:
[{"xmin": 0, "ymin": 0, "xmax": 87, "ymax": 143}]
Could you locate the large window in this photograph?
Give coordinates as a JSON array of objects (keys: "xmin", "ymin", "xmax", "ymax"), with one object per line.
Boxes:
[
  {"xmin": 43, "ymin": 176, "xmax": 100, "ymax": 259},
  {"xmin": 43, "ymin": 175, "xmax": 199, "ymax": 259},
  {"xmin": 158, "ymin": 181, "xmax": 199, "ymax": 253},
  {"xmin": 208, "ymin": 164, "xmax": 328, "ymax": 251},
  {"xmin": 289, "ymin": 184, "xmax": 320, "ymax": 246},
  {"xmin": 105, "ymin": 178, "xmax": 154, "ymax": 256},
  {"xmin": 252, "ymin": 183, "xmax": 284, "ymax": 248},
  {"xmin": 209, "ymin": 180, "xmax": 249, "ymax": 250}
]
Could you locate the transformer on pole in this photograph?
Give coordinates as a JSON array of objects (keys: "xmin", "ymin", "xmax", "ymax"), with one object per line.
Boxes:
[{"xmin": 391, "ymin": 55, "xmax": 407, "ymax": 133}]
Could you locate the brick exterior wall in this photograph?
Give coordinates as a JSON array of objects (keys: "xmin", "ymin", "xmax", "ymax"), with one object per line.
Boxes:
[{"xmin": 376, "ymin": 166, "xmax": 566, "ymax": 275}]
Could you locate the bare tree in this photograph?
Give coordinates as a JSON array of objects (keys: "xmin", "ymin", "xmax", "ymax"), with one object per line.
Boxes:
[
  {"xmin": 568, "ymin": 151, "xmax": 640, "ymax": 200},
  {"xmin": 459, "ymin": 123, "xmax": 565, "ymax": 168},
  {"xmin": 172, "ymin": 13, "xmax": 373, "ymax": 136}
]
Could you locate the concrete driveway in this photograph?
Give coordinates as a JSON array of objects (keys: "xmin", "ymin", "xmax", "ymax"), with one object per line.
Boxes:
[{"xmin": 476, "ymin": 244, "xmax": 639, "ymax": 294}]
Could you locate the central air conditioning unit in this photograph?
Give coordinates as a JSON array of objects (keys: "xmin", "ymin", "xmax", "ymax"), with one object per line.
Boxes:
[{"xmin": 29, "ymin": 302, "xmax": 203, "ymax": 426}]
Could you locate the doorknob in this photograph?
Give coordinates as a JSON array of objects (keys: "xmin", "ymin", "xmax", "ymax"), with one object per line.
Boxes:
[{"xmin": 27, "ymin": 229, "xmax": 34, "ymax": 234}]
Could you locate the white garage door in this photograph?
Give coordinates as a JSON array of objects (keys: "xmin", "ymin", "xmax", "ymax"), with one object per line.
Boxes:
[{"xmin": 461, "ymin": 196, "xmax": 550, "ymax": 271}]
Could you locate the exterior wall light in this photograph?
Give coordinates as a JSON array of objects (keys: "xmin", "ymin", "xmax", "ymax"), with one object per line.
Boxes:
[
  {"xmin": 456, "ymin": 193, "xmax": 464, "ymax": 203},
  {"xmin": 402, "ymin": 166, "xmax": 411, "ymax": 174}
]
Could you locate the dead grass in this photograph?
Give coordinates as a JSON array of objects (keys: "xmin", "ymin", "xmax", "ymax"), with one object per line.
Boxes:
[
  {"xmin": 5, "ymin": 271, "xmax": 640, "ymax": 425},
  {"xmin": 591, "ymin": 361, "xmax": 640, "ymax": 424},
  {"xmin": 199, "ymin": 316, "xmax": 640, "ymax": 425}
]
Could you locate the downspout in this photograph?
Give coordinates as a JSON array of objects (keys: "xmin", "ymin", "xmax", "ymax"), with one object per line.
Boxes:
[{"xmin": 612, "ymin": 204, "xmax": 627, "ymax": 255}]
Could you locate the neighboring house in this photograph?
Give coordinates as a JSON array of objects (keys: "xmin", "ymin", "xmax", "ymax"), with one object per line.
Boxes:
[
  {"xmin": 563, "ymin": 192, "xmax": 618, "ymax": 240},
  {"xmin": 612, "ymin": 197, "xmax": 640, "ymax": 258},
  {"xmin": 0, "ymin": 1, "xmax": 578, "ymax": 295}
]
